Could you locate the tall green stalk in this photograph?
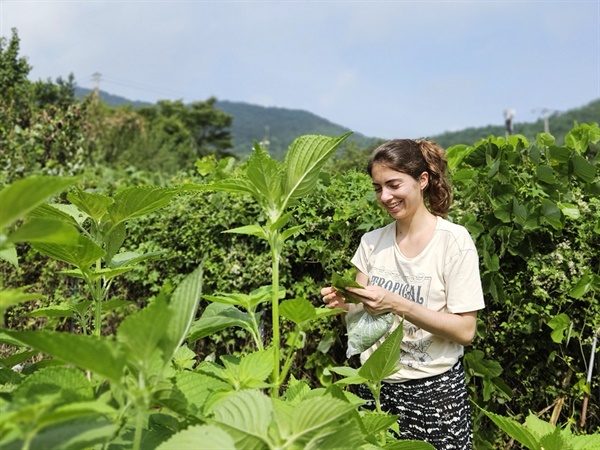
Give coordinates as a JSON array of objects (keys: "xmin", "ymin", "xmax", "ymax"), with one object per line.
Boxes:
[{"xmin": 270, "ymin": 240, "xmax": 281, "ymax": 395}]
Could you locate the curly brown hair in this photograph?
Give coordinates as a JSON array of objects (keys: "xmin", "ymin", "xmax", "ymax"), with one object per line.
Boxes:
[{"xmin": 366, "ymin": 139, "xmax": 452, "ymax": 217}]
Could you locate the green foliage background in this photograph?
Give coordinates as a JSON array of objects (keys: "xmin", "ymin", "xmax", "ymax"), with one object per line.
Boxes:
[{"xmin": 2, "ymin": 27, "xmax": 599, "ymax": 448}]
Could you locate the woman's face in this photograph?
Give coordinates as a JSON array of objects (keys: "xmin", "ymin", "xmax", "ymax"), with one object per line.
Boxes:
[{"xmin": 370, "ymin": 163, "xmax": 427, "ymax": 221}]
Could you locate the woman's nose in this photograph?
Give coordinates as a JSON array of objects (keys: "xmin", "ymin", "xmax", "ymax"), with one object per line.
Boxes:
[{"xmin": 379, "ymin": 186, "xmax": 393, "ymax": 202}]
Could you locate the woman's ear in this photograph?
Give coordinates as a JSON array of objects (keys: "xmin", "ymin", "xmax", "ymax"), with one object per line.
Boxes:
[{"xmin": 420, "ymin": 171, "xmax": 429, "ymax": 190}]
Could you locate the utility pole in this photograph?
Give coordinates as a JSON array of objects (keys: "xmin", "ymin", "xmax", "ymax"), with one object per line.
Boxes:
[
  {"xmin": 92, "ymin": 72, "xmax": 102, "ymax": 103},
  {"xmin": 532, "ymin": 107, "xmax": 558, "ymax": 134},
  {"xmin": 503, "ymin": 109, "xmax": 516, "ymax": 137}
]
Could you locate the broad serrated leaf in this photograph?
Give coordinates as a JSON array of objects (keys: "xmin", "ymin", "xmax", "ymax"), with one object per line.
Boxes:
[
  {"xmin": 187, "ymin": 303, "xmax": 253, "ymax": 342},
  {"xmin": 331, "ymin": 272, "xmax": 364, "ymax": 300},
  {"xmin": 232, "ymin": 348, "xmax": 275, "ymax": 389},
  {"xmin": 104, "ymin": 221, "xmax": 126, "ymax": 263},
  {"xmin": 3, "ymin": 330, "xmax": 126, "ymax": 382},
  {"xmin": 359, "ymin": 321, "xmax": 403, "ymax": 382},
  {"xmin": 8, "ymin": 218, "xmax": 81, "ymax": 245},
  {"xmin": 67, "ymin": 189, "xmax": 112, "ymax": 222},
  {"xmin": 0, "ymin": 175, "xmax": 78, "ymax": 230},
  {"xmin": 570, "ymin": 433, "xmax": 600, "ymax": 450},
  {"xmin": 283, "ymin": 133, "xmax": 351, "ymax": 205},
  {"xmin": 289, "ymin": 395, "xmax": 356, "ymax": 441},
  {"xmin": 32, "ymin": 233, "xmax": 105, "ymax": 270},
  {"xmin": 17, "ymin": 416, "xmax": 117, "ymax": 450},
  {"xmin": 173, "ymin": 371, "xmax": 231, "ymax": 414},
  {"xmin": 108, "ymin": 186, "xmax": 179, "ymax": 225},
  {"xmin": 156, "ymin": 424, "xmax": 236, "ymax": 450},
  {"xmin": 525, "ymin": 413, "xmax": 556, "ymax": 439},
  {"xmin": 23, "ymin": 304, "xmax": 75, "ymax": 318},
  {"xmin": 480, "ymin": 408, "xmax": 542, "ymax": 450},
  {"xmin": 13, "ymin": 366, "xmax": 93, "ymax": 403},
  {"xmin": 279, "ymin": 298, "xmax": 317, "ymax": 325},
  {"xmin": 245, "ymin": 142, "xmax": 284, "ymax": 206},
  {"xmin": 211, "ymin": 389, "xmax": 272, "ymax": 448},
  {"xmin": 203, "ymin": 285, "xmax": 275, "ymax": 310},
  {"xmin": 117, "ymin": 297, "xmax": 172, "ymax": 366},
  {"xmin": 28, "ymin": 202, "xmax": 81, "ymax": 225}
]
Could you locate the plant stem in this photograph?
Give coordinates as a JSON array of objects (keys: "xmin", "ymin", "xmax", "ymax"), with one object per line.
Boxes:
[{"xmin": 271, "ymin": 243, "xmax": 281, "ymax": 397}]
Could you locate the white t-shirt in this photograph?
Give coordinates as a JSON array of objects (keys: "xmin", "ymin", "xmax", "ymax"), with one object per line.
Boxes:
[{"xmin": 349, "ymin": 216, "xmax": 485, "ymax": 382}]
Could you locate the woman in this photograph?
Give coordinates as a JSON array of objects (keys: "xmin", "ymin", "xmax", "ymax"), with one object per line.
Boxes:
[{"xmin": 321, "ymin": 139, "xmax": 485, "ymax": 449}]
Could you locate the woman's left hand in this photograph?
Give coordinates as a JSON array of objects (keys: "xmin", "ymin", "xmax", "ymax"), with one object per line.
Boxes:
[{"xmin": 345, "ymin": 285, "xmax": 402, "ymax": 316}]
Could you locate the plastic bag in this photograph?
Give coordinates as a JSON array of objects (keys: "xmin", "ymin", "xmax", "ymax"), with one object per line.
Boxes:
[{"xmin": 346, "ymin": 309, "xmax": 394, "ymax": 358}]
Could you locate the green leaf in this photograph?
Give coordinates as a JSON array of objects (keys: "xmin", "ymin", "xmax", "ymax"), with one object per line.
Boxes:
[
  {"xmin": 280, "ymin": 298, "xmax": 339, "ymax": 327},
  {"xmin": 160, "ymin": 264, "xmax": 204, "ymax": 363},
  {"xmin": 117, "ymin": 297, "xmax": 173, "ymax": 367},
  {"xmin": 67, "ymin": 189, "xmax": 113, "ymax": 222},
  {"xmin": 536, "ymin": 165, "xmax": 556, "ymax": 184},
  {"xmin": 569, "ymin": 274, "xmax": 597, "ymax": 299},
  {"xmin": 537, "ymin": 132, "xmax": 555, "ymax": 147},
  {"xmin": 32, "ymin": 233, "xmax": 105, "ymax": 270},
  {"xmin": 14, "ymin": 416, "xmax": 117, "ymax": 450},
  {"xmin": 540, "ymin": 199, "xmax": 563, "ymax": 230},
  {"xmin": 282, "ymin": 395, "xmax": 357, "ymax": 445},
  {"xmin": 104, "ymin": 221, "xmax": 126, "ymax": 264},
  {"xmin": 0, "ymin": 175, "xmax": 78, "ymax": 230},
  {"xmin": 211, "ymin": 389, "xmax": 272, "ymax": 448},
  {"xmin": 0, "ymin": 245, "xmax": 18, "ymax": 267},
  {"xmin": 108, "ymin": 250, "xmax": 165, "ymax": 268},
  {"xmin": 7, "ymin": 218, "xmax": 81, "ymax": 246},
  {"xmin": 187, "ymin": 303, "xmax": 254, "ymax": 342},
  {"xmin": 28, "ymin": 202, "xmax": 81, "ymax": 225},
  {"xmin": 283, "ymin": 133, "xmax": 351, "ymax": 204},
  {"xmin": 245, "ymin": 142, "xmax": 284, "ymax": 207},
  {"xmin": 359, "ymin": 321, "xmax": 403, "ymax": 382},
  {"xmin": 547, "ymin": 313, "xmax": 571, "ymax": 344},
  {"xmin": 223, "ymin": 224, "xmax": 268, "ymax": 240},
  {"xmin": 525, "ymin": 413, "xmax": 556, "ymax": 440},
  {"xmin": 331, "ymin": 272, "xmax": 364, "ymax": 299},
  {"xmin": 571, "ymin": 154, "xmax": 596, "ymax": 183},
  {"xmin": 155, "ymin": 424, "xmax": 236, "ymax": 450},
  {"xmin": 2, "ymin": 330, "xmax": 126, "ymax": 382},
  {"xmin": 228, "ymin": 348, "xmax": 274, "ymax": 389},
  {"xmin": 446, "ymin": 144, "xmax": 470, "ymax": 170},
  {"xmin": 23, "ymin": 304, "xmax": 75, "ymax": 318},
  {"xmin": 0, "ymin": 287, "xmax": 44, "ymax": 319},
  {"xmin": 558, "ymin": 202, "xmax": 580, "ymax": 220},
  {"xmin": 479, "ymin": 408, "xmax": 542, "ymax": 450},
  {"xmin": 12, "ymin": 365, "xmax": 93, "ymax": 403},
  {"xmin": 109, "ymin": 186, "xmax": 179, "ymax": 225},
  {"xmin": 203, "ymin": 285, "xmax": 273, "ymax": 311}
]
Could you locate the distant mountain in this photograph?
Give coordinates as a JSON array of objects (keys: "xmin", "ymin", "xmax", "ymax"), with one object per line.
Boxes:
[
  {"xmin": 74, "ymin": 87, "xmax": 381, "ymax": 159},
  {"xmin": 75, "ymin": 87, "xmax": 599, "ymax": 158},
  {"xmin": 431, "ymin": 99, "xmax": 600, "ymax": 149}
]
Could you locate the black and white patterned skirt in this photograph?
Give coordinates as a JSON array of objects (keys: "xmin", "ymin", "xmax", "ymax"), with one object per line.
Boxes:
[{"xmin": 357, "ymin": 360, "xmax": 472, "ymax": 450}]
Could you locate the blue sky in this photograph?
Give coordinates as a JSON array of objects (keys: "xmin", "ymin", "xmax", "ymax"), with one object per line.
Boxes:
[{"xmin": 1, "ymin": 0, "xmax": 599, "ymax": 140}]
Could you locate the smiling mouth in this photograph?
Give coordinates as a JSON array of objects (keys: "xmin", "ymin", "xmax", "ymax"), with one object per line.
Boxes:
[{"xmin": 386, "ymin": 200, "xmax": 402, "ymax": 210}]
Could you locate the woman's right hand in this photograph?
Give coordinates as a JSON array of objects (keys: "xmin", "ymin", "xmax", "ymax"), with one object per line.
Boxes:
[{"xmin": 321, "ymin": 286, "xmax": 349, "ymax": 310}]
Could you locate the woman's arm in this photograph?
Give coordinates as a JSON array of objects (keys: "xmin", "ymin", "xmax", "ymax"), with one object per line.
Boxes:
[{"xmin": 346, "ymin": 273, "xmax": 478, "ymax": 347}]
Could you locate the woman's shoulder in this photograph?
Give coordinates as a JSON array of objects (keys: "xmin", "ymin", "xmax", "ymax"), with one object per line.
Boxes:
[
  {"xmin": 360, "ymin": 221, "xmax": 396, "ymax": 241},
  {"xmin": 436, "ymin": 217, "xmax": 476, "ymax": 249}
]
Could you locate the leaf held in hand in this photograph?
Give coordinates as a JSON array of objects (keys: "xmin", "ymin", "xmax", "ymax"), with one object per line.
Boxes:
[{"xmin": 332, "ymin": 272, "xmax": 364, "ymax": 303}]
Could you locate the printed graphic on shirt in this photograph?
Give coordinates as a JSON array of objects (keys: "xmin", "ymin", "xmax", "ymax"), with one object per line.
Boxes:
[{"xmin": 370, "ymin": 266, "xmax": 433, "ymax": 370}]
